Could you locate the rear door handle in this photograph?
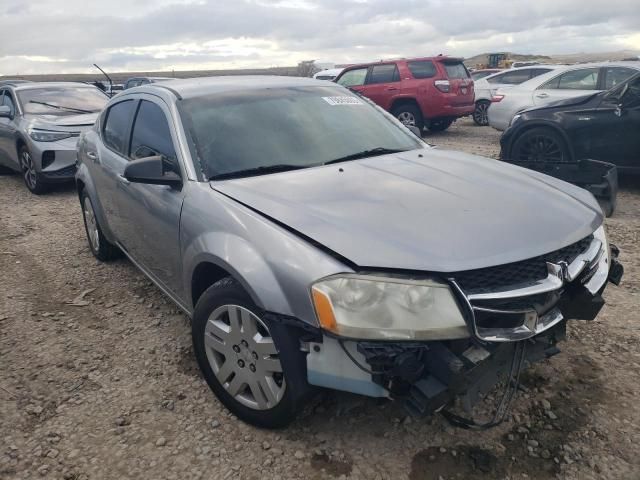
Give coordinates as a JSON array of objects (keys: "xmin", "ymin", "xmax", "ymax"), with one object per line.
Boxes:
[
  {"xmin": 87, "ymin": 151, "xmax": 99, "ymax": 162},
  {"xmin": 536, "ymin": 93, "xmax": 549, "ymax": 99},
  {"xmin": 386, "ymin": 87, "xmax": 399, "ymax": 91}
]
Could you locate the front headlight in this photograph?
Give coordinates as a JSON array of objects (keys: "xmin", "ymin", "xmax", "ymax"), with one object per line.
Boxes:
[
  {"xmin": 29, "ymin": 129, "xmax": 78, "ymax": 142},
  {"xmin": 311, "ymin": 274, "xmax": 469, "ymax": 340},
  {"xmin": 509, "ymin": 114, "xmax": 522, "ymax": 126}
]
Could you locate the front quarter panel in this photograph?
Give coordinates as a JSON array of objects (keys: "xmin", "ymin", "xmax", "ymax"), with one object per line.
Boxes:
[{"xmin": 181, "ymin": 183, "xmax": 353, "ymax": 325}]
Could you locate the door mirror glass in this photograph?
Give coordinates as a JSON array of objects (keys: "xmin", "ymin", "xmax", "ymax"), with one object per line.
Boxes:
[
  {"xmin": 123, "ymin": 155, "xmax": 182, "ymax": 186},
  {"xmin": 0, "ymin": 105, "xmax": 11, "ymax": 118}
]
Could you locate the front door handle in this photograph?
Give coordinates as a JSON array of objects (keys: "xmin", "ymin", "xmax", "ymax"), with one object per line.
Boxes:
[
  {"xmin": 386, "ymin": 87, "xmax": 399, "ymax": 91},
  {"xmin": 87, "ymin": 151, "xmax": 99, "ymax": 162},
  {"xmin": 117, "ymin": 174, "xmax": 130, "ymax": 186},
  {"xmin": 536, "ymin": 93, "xmax": 549, "ymax": 99}
]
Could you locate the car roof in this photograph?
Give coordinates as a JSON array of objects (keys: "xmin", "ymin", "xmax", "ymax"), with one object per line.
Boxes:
[
  {"xmin": 515, "ymin": 61, "xmax": 640, "ymax": 88},
  {"xmin": 133, "ymin": 75, "xmax": 337, "ymax": 100},
  {"xmin": 340, "ymin": 56, "xmax": 464, "ymax": 71},
  {"xmin": 481, "ymin": 64, "xmax": 564, "ymax": 81},
  {"xmin": 12, "ymin": 81, "xmax": 101, "ymax": 91}
]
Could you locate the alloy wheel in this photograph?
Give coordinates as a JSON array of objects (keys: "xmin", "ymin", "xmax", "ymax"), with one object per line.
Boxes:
[
  {"xmin": 204, "ymin": 305, "xmax": 285, "ymax": 410},
  {"xmin": 517, "ymin": 134, "xmax": 565, "ymax": 163},
  {"xmin": 83, "ymin": 196, "xmax": 100, "ymax": 252},
  {"xmin": 473, "ymin": 102, "xmax": 489, "ymax": 126},
  {"xmin": 397, "ymin": 111, "xmax": 416, "ymax": 127},
  {"xmin": 21, "ymin": 151, "xmax": 37, "ymax": 190}
]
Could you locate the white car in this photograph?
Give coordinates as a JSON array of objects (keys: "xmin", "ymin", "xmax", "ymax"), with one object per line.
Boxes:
[
  {"xmin": 488, "ymin": 62, "xmax": 640, "ymax": 131},
  {"xmin": 313, "ymin": 68, "xmax": 344, "ymax": 81},
  {"xmin": 472, "ymin": 66, "xmax": 561, "ymax": 125}
]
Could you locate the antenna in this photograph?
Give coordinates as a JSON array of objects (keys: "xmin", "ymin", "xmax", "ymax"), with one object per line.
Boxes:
[{"xmin": 93, "ymin": 64, "xmax": 113, "ymax": 94}]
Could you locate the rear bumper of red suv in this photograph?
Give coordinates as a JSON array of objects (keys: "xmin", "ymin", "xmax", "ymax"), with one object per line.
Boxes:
[{"xmin": 426, "ymin": 102, "xmax": 474, "ymax": 120}]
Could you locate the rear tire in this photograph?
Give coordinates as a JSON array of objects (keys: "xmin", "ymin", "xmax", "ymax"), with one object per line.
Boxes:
[
  {"xmin": 510, "ymin": 127, "xmax": 571, "ymax": 163},
  {"xmin": 473, "ymin": 100, "xmax": 491, "ymax": 126},
  {"xmin": 192, "ymin": 277, "xmax": 307, "ymax": 428},
  {"xmin": 392, "ymin": 104, "xmax": 424, "ymax": 131},
  {"xmin": 427, "ymin": 119, "xmax": 453, "ymax": 132},
  {"xmin": 80, "ymin": 190, "xmax": 121, "ymax": 261},
  {"xmin": 19, "ymin": 146, "xmax": 48, "ymax": 194}
]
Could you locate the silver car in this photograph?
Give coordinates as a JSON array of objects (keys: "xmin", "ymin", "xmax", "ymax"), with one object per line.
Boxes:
[
  {"xmin": 488, "ymin": 62, "xmax": 640, "ymax": 131},
  {"xmin": 76, "ymin": 76, "xmax": 622, "ymax": 428},
  {"xmin": 0, "ymin": 82, "xmax": 108, "ymax": 193}
]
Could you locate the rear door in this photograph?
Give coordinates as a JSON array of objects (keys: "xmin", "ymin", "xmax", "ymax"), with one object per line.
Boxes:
[
  {"xmin": 439, "ymin": 59, "xmax": 473, "ymax": 106},
  {"xmin": 359, "ymin": 63, "xmax": 400, "ymax": 110},
  {"xmin": 0, "ymin": 89, "xmax": 18, "ymax": 168},
  {"xmin": 533, "ymin": 67, "xmax": 600, "ymax": 106}
]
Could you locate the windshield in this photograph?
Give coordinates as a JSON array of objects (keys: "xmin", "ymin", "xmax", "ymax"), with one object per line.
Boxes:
[
  {"xmin": 18, "ymin": 87, "xmax": 108, "ymax": 115},
  {"xmin": 180, "ymin": 86, "xmax": 422, "ymax": 179}
]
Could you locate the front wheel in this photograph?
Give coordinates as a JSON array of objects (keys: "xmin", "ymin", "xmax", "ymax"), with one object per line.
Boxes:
[
  {"xmin": 473, "ymin": 100, "xmax": 491, "ymax": 126},
  {"xmin": 427, "ymin": 119, "xmax": 453, "ymax": 132},
  {"xmin": 19, "ymin": 146, "xmax": 48, "ymax": 194},
  {"xmin": 511, "ymin": 127, "xmax": 570, "ymax": 163},
  {"xmin": 192, "ymin": 278, "xmax": 305, "ymax": 428}
]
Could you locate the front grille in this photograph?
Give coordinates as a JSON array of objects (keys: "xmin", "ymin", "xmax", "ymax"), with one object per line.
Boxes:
[
  {"xmin": 46, "ymin": 164, "xmax": 76, "ymax": 178},
  {"xmin": 453, "ymin": 235, "xmax": 593, "ymax": 294}
]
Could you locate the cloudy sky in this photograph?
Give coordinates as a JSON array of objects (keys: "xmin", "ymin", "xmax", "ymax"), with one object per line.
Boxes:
[{"xmin": 1, "ymin": 0, "xmax": 639, "ymax": 75}]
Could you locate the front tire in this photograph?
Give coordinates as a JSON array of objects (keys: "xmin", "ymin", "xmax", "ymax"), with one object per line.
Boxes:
[
  {"xmin": 192, "ymin": 278, "xmax": 303, "ymax": 428},
  {"xmin": 80, "ymin": 190, "xmax": 121, "ymax": 261},
  {"xmin": 19, "ymin": 146, "xmax": 48, "ymax": 194},
  {"xmin": 473, "ymin": 100, "xmax": 491, "ymax": 126},
  {"xmin": 511, "ymin": 127, "xmax": 570, "ymax": 163},
  {"xmin": 392, "ymin": 104, "xmax": 424, "ymax": 131}
]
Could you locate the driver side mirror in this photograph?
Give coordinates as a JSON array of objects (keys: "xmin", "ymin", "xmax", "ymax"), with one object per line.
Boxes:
[
  {"xmin": 0, "ymin": 105, "xmax": 12, "ymax": 119},
  {"xmin": 123, "ymin": 155, "xmax": 182, "ymax": 187}
]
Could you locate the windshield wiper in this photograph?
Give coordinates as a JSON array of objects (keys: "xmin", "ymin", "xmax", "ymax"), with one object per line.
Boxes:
[
  {"xmin": 209, "ymin": 164, "xmax": 309, "ymax": 181},
  {"xmin": 29, "ymin": 100, "xmax": 94, "ymax": 114},
  {"xmin": 323, "ymin": 147, "xmax": 408, "ymax": 165}
]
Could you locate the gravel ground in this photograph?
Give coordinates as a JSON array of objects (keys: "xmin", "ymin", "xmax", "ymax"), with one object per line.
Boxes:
[{"xmin": 1, "ymin": 118, "xmax": 639, "ymax": 480}]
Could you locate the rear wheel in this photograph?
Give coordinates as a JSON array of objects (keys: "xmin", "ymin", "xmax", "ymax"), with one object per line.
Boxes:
[
  {"xmin": 80, "ymin": 190, "xmax": 121, "ymax": 261},
  {"xmin": 473, "ymin": 100, "xmax": 491, "ymax": 126},
  {"xmin": 427, "ymin": 119, "xmax": 453, "ymax": 132},
  {"xmin": 19, "ymin": 146, "xmax": 48, "ymax": 194},
  {"xmin": 392, "ymin": 104, "xmax": 424, "ymax": 131},
  {"xmin": 511, "ymin": 127, "xmax": 570, "ymax": 163},
  {"xmin": 192, "ymin": 277, "xmax": 306, "ymax": 428}
]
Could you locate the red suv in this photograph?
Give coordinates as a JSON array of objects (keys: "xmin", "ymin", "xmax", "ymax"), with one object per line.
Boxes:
[{"xmin": 334, "ymin": 56, "xmax": 474, "ymax": 131}]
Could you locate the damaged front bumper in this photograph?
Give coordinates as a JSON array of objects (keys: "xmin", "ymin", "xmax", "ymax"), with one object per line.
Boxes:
[{"xmin": 305, "ymin": 239, "xmax": 623, "ymax": 418}]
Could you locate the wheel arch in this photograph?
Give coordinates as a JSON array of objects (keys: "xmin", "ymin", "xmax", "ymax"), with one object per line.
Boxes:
[
  {"xmin": 390, "ymin": 97, "xmax": 421, "ymax": 113},
  {"xmin": 505, "ymin": 121, "xmax": 575, "ymax": 162}
]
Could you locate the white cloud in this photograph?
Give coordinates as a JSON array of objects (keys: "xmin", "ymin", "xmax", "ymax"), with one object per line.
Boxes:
[{"xmin": 1, "ymin": 0, "xmax": 638, "ymax": 75}]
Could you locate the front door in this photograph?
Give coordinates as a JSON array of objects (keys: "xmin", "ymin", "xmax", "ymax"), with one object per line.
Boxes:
[
  {"xmin": 360, "ymin": 63, "xmax": 400, "ymax": 110},
  {"xmin": 113, "ymin": 97, "xmax": 186, "ymax": 297},
  {"xmin": 0, "ymin": 90, "xmax": 20, "ymax": 169}
]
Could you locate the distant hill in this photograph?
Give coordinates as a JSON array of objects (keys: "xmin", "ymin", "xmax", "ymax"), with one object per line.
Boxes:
[
  {"xmin": 0, "ymin": 66, "xmax": 300, "ymax": 83},
  {"xmin": 464, "ymin": 50, "xmax": 640, "ymax": 68}
]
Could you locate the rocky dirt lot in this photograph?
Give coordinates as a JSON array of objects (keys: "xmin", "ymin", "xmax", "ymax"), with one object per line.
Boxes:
[{"xmin": 1, "ymin": 119, "xmax": 639, "ymax": 480}]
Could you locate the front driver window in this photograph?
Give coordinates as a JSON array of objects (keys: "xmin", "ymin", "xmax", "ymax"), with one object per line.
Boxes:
[
  {"xmin": 130, "ymin": 100, "xmax": 177, "ymax": 162},
  {"xmin": 337, "ymin": 68, "xmax": 368, "ymax": 87},
  {"xmin": 2, "ymin": 92, "xmax": 16, "ymax": 116}
]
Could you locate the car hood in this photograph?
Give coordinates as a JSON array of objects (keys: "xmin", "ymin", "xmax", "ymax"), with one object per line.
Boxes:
[
  {"xmin": 26, "ymin": 112, "xmax": 99, "ymax": 130},
  {"xmin": 212, "ymin": 149, "xmax": 602, "ymax": 272}
]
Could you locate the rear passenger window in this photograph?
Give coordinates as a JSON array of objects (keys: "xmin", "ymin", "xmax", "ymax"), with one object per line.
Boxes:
[
  {"xmin": 130, "ymin": 100, "xmax": 176, "ymax": 161},
  {"xmin": 103, "ymin": 100, "xmax": 136, "ymax": 155},
  {"xmin": 1, "ymin": 90, "xmax": 16, "ymax": 116},
  {"xmin": 367, "ymin": 64, "xmax": 400, "ymax": 84},
  {"xmin": 407, "ymin": 61, "xmax": 437, "ymax": 79},
  {"xmin": 443, "ymin": 62, "xmax": 470, "ymax": 79},
  {"xmin": 530, "ymin": 68, "xmax": 552, "ymax": 78},
  {"xmin": 542, "ymin": 68, "xmax": 599, "ymax": 90}
]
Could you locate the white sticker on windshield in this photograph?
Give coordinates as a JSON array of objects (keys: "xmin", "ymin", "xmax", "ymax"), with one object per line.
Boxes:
[{"xmin": 322, "ymin": 96, "xmax": 363, "ymax": 106}]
